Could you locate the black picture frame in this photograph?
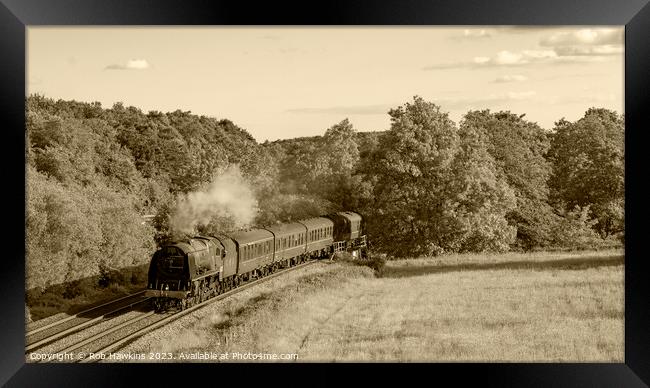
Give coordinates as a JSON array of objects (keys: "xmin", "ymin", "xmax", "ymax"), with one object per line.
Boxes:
[{"xmin": 2, "ymin": 0, "xmax": 648, "ymax": 386}]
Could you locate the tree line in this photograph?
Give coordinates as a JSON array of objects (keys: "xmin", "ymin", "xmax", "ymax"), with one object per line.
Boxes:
[{"xmin": 25, "ymin": 95, "xmax": 624, "ymax": 291}]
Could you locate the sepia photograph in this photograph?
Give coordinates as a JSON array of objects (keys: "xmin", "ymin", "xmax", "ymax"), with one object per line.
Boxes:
[{"xmin": 24, "ymin": 26, "xmax": 625, "ymax": 364}]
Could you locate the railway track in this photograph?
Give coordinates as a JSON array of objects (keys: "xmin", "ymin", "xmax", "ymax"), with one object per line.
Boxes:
[
  {"xmin": 30, "ymin": 259, "xmax": 318, "ymax": 363},
  {"xmin": 25, "ymin": 291, "xmax": 149, "ymax": 353}
]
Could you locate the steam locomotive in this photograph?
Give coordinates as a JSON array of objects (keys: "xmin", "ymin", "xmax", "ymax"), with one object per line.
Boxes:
[{"xmin": 145, "ymin": 211, "xmax": 367, "ymax": 311}]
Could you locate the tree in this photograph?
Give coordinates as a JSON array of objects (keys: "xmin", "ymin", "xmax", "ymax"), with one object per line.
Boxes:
[
  {"xmin": 548, "ymin": 108, "xmax": 624, "ymax": 238},
  {"xmin": 314, "ymin": 119, "xmax": 361, "ymax": 208},
  {"xmin": 460, "ymin": 110, "xmax": 555, "ymax": 249},
  {"xmin": 364, "ymin": 96, "xmax": 515, "ymax": 257}
]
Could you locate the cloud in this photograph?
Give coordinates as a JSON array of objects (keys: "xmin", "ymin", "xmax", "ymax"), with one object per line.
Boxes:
[
  {"xmin": 427, "ymin": 28, "xmax": 623, "ymax": 70},
  {"xmin": 450, "ymin": 27, "xmax": 550, "ymax": 40},
  {"xmin": 423, "ymin": 48, "xmax": 609, "ymax": 70},
  {"xmin": 287, "ymin": 104, "xmax": 392, "ymax": 115},
  {"xmin": 441, "ymin": 91, "xmax": 537, "ymax": 109},
  {"xmin": 105, "ymin": 59, "xmax": 150, "ymax": 70},
  {"xmin": 493, "ymin": 75, "xmax": 528, "ymax": 83},
  {"xmin": 553, "ymin": 45, "xmax": 623, "ymax": 56},
  {"xmin": 424, "ymin": 50, "xmax": 553, "ymax": 69},
  {"xmin": 539, "ymin": 28, "xmax": 623, "ymax": 57},
  {"xmin": 288, "ymin": 92, "xmax": 537, "ymax": 116},
  {"xmin": 539, "ymin": 93, "xmax": 620, "ymax": 106},
  {"xmin": 540, "ymin": 28, "xmax": 623, "ymax": 47},
  {"xmin": 451, "ymin": 28, "xmax": 493, "ymax": 40}
]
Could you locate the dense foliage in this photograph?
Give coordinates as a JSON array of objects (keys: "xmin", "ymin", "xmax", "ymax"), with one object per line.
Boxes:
[
  {"xmin": 26, "ymin": 95, "xmax": 624, "ymax": 291},
  {"xmin": 547, "ymin": 108, "xmax": 625, "ymax": 240}
]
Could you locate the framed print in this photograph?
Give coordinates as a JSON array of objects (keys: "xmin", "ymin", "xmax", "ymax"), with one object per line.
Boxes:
[{"xmin": 2, "ymin": 0, "xmax": 649, "ymax": 386}]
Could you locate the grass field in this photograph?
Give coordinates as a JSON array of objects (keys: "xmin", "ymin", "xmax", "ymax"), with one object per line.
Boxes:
[{"xmin": 126, "ymin": 249, "xmax": 623, "ymax": 362}]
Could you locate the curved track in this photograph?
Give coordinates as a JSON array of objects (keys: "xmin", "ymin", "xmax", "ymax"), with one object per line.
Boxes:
[
  {"xmin": 26, "ymin": 291, "xmax": 149, "ymax": 353},
  {"xmin": 29, "ymin": 259, "xmax": 318, "ymax": 363}
]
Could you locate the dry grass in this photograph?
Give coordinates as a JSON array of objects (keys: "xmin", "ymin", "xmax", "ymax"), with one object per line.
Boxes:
[{"xmin": 126, "ymin": 250, "xmax": 624, "ymax": 362}]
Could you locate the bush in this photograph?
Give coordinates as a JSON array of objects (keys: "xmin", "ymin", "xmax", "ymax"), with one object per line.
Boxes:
[
  {"xmin": 364, "ymin": 252, "xmax": 387, "ymax": 277},
  {"xmin": 334, "ymin": 250, "xmax": 386, "ymax": 277},
  {"xmin": 62, "ymin": 280, "xmax": 82, "ymax": 299},
  {"xmin": 552, "ymin": 205, "xmax": 604, "ymax": 250}
]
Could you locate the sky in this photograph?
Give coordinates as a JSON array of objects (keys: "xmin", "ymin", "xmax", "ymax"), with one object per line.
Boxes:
[{"xmin": 27, "ymin": 26, "xmax": 624, "ymax": 142}]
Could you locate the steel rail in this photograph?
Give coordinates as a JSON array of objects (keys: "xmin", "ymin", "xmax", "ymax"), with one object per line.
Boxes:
[
  {"xmin": 80, "ymin": 260, "xmax": 318, "ymax": 363},
  {"xmin": 25, "ymin": 296, "xmax": 151, "ymax": 352},
  {"xmin": 26, "ymin": 290, "xmax": 146, "ymax": 337}
]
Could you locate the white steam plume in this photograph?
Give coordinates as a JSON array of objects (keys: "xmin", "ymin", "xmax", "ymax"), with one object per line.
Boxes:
[{"xmin": 169, "ymin": 165, "xmax": 258, "ymax": 235}]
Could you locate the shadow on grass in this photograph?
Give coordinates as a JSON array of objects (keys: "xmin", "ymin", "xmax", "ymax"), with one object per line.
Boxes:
[{"xmin": 381, "ymin": 254, "xmax": 624, "ymax": 278}]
